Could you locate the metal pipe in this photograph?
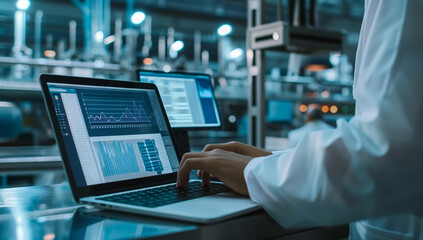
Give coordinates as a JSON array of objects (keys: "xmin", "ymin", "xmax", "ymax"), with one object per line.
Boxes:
[
  {"xmin": 13, "ymin": 10, "xmax": 26, "ymax": 56},
  {"xmin": 142, "ymin": 15, "xmax": 152, "ymax": 58},
  {"xmin": 201, "ymin": 50, "xmax": 209, "ymax": 69},
  {"xmin": 113, "ymin": 17, "xmax": 122, "ymax": 62},
  {"xmin": 123, "ymin": 29, "xmax": 137, "ymax": 67},
  {"xmin": 0, "ymin": 56, "xmax": 135, "ymax": 72},
  {"xmin": 57, "ymin": 39, "xmax": 66, "ymax": 60},
  {"xmin": 194, "ymin": 31, "xmax": 201, "ymax": 68},
  {"xmin": 277, "ymin": 0, "xmax": 282, "ymax": 21},
  {"xmin": 34, "ymin": 11, "xmax": 43, "ymax": 59},
  {"xmin": 158, "ymin": 36, "xmax": 166, "ymax": 61},
  {"xmin": 126, "ymin": 0, "xmax": 134, "ymax": 29},
  {"xmin": 142, "ymin": 15, "xmax": 153, "ymax": 58},
  {"xmin": 309, "ymin": 0, "xmax": 317, "ymax": 26},
  {"xmin": 67, "ymin": 20, "xmax": 77, "ymax": 58},
  {"xmin": 167, "ymin": 27, "xmax": 175, "ymax": 60}
]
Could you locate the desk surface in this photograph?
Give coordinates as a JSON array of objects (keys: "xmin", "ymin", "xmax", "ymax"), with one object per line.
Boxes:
[{"xmin": 0, "ymin": 184, "xmax": 348, "ymax": 239}]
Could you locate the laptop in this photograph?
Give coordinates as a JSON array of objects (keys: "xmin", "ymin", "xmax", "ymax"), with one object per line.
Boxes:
[{"xmin": 40, "ymin": 74, "xmax": 259, "ymax": 223}]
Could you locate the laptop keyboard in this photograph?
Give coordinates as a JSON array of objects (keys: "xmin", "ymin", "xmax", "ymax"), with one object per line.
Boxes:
[{"xmin": 97, "ymin": 181, "xmax": 231, "ymax": 208}]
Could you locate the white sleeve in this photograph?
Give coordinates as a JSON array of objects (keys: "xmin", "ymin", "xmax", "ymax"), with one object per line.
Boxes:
[{"xmin": 244, "ymin": 0, "xmax": 423, "ymax": 228}]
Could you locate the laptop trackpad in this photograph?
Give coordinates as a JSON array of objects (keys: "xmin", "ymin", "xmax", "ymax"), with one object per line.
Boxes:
[{"xmin": 156, "ymin": 192, "xmax": 260, "ymax": 223}]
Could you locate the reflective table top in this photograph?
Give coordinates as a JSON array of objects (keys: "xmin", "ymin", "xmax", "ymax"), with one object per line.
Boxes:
[{"xmin": 0, "ymin": 184, "xmax": 348, "ymax": 239}]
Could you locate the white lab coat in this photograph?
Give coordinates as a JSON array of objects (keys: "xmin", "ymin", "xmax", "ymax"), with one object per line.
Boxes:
[
  {"xmin": 244, "ymin": 0, "xmax": 423, "ymax": 239},
  {"xmin": 288, "ymin": 120, "xmax": 334, "ymax": 148}
]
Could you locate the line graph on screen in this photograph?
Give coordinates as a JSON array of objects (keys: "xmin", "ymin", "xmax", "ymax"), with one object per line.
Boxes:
[{"xmin": 82, "ymin": 93, "xmax": 151, "ymax": 129}]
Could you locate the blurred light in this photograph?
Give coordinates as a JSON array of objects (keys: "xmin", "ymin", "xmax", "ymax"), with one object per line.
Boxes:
[
  {"xmin": 94, "ymin": 31, "xmax": 104, "ymax": 43},
  {"xmin": 94, "ymin": 60, "xmax": 105, "ymax": 68},
  {"xmin": 217, "ymin": 24, "xmax": 232, "ymax": 36},
  {"xmin": 170, "ymin": 40, "xmax": 184, "ymax": 51},
  {"xmin": 163, "ymin": 65, "xmax": 171, "ymax": 73},
  {"xmin": 321, "ymin": 105, "xmax": 329, "ymax": 113},
  {"xmin": 329, "ymin": 53, "xmax": 341, "ymax": 65},
  {"xmin": 16, "ymin": 226, "xmax": 23, "ymax": 240},
  {"xmin": 330, "ymin": 105, "xmax": 338, "ymax": 114},
  {"xmin": 16, "ymin": 0, "xmax": 30, "ymax": 10},
  {"xmin": 143, "ymin": 58, "xmax": 153, "ymax": 65},
  {"xmin": 229, "ymin": 48, "xmax": 243, "ymax": 59},
  {"xmin": 169, "ymin": 50, "xmax": 177, "ymax": 59},
  {"xmin": 272, "ymin": 32, "xmax": 279, "ymax": 41},
  {"xmin": 44, "ymin": 50, "xmax": 56, "ymax": 58},
  {"xmin": 228, "ymin": 115, "xmax": 237, "ymax": 123},
  {"xmin": 299, "ymin": 104, "xmax": 307, "ymax": 113},
  {"xmin": 321, "ymin": 91, "xmax": 330, "ymax": 98},
  {"xmin": 306, "ymin": 64, "xmax": 327, "ymax": 72},
  {"xmin": 104, "ymin": 35, "xmax": 115, "ymax": 45},
  {"xmin": 342, "ymin": 105, "xmax": 350, "ymax": 114},
  {"xmin": 44, "ymin": 234, "xmax": 55, "ymax": 240},
  {"xmin": 131, "ymin": 11, "xmax": 146, "ymax": 24},
  {"xmin": 324, "ymin": 68, "xmax": 338, "ymax": 81}
]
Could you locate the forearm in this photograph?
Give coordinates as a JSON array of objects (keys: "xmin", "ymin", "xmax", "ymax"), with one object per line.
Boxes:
[{"xmin": 245, "ymin": 118, "xmax": 423, "ymax": 228}]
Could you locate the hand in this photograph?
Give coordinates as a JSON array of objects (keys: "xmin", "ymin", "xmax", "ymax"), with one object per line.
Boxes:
[
  {"xmin": 196, "ymin": 142, "xmax": 272, "ymax": 187},
  {"xmin": 203, "ymin": 141, "xmax": 272, "ymax": 158},
  {"xmin": 176, "ymin": 149, "xmax": 254, "ymax": 196}
]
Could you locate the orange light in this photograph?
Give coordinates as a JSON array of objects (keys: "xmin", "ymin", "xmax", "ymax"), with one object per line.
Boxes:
[
  {"xmin": 330, "ymin": 105, "xmax": 338, "ymax": 114},
  {"xmin": 44, "ymin": 233, "xmax": 55, "ymax": 240},
  {"xmin": 305, "ymin": 64, "xmax": 327, "ymax": 72},
  {"xmin": 299, "ymin": 104, "xmax": 307, "ymax": 113},
  {"xmin": 321, "ymin": 105, "xmax": 329, "ymax": 113},
  {"xmin": 143, "ymin": 58, "xmax": 153, "ymax": 65},
  {"xmin": 44, "ymin": 50, "xmax": 56, "ymax": 58}
]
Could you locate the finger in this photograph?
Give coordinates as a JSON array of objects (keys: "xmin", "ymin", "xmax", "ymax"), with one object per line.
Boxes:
[
  {"xmin": 196, "ymin": 169, "xmax": 210, "ymax": 187},
  {"xmin": 177, "ymin": 158, "xmax": 209, "ymax": 187},
  {"xmin": 180, "ymin": 152, "xmax": 207, "ymax": 169},
  {"xmin": 203, "ymin": 141, "xmax": 243, "ymax": 154},
  {"xmin": 202, "ymin": 170, "xmax": 211, "ymax": 187},
  {"xmin": 203, "ymin": 142, "xmax": 237, "ymax": 152}
]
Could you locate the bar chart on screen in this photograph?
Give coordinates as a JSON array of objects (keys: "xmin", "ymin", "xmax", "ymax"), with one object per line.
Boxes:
[{"xmin": 95, "ymin": 140, "xmax": 141, "ymax": 177}]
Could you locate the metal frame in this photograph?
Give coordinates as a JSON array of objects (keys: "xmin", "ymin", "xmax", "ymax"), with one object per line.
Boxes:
[
  {"xmin": 247, "ymin": 0, "xmax": 266, "ymax": 148},
  {"xmin": 246, "ymin": 0, "xmax": 345, "ymax": 148}
]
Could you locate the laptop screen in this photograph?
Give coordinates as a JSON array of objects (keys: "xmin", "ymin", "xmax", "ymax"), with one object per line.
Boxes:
[
  {"xmin": 138, "ymin": 71, "xmax": 221, "ymax": 129},
  {"xmin": 46, "ymin": 82, "xmax": 180, "ymax": 187}
]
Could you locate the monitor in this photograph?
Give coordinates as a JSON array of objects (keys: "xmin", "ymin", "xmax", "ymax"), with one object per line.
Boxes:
[{"xmin": 138, "ymin": 70, "xmax": 221, "ymax": 129}]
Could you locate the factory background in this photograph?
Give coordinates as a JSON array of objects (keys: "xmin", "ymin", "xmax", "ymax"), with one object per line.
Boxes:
[{"xmin": 1, "ymin": 0, "xmax": 361, "ymax": 185}]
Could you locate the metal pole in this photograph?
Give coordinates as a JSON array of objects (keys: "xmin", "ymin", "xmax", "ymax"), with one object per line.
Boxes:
[
  {"xmin": 13, "ymin": 10, "xmax": 26, "ymax": 57},
  {"xmin": 113, "ymin": 17, "xmax": 122, "ymax": 62},
  {"xmin": 158, "ymin": 36, "xmax": 166, "ymax": 61},
  {"xmin": 194, "ymin": 31, "xmax": 201, "ymax": 69},
  {"xmin": 247, "ymin": 0, "xmax": 266, "ymax": 148},
  {"xmin": 34, "ymin": 10, "xmax": 43, "ymax": 59},
  {"xmin": 167, "ymin": 27, "xmax": 175, "ymax": 60},
  {"xmin": 142, "ymin": 15, "xmax": 152, "ymax": 58}
]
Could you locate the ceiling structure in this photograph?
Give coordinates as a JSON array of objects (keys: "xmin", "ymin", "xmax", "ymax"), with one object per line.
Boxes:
[{"xmin": 0, "ymin": 0, "xmax": 364, "ymax": 62}]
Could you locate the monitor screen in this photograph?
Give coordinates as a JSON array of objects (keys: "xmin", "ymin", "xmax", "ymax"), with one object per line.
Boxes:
[
  {"xmin": 138, "ymin": 71, "xmax": 221, "ymax": 129},
  {"xmin": 46, "ymin": 82, "xmax": 180, "ymax": 187}
]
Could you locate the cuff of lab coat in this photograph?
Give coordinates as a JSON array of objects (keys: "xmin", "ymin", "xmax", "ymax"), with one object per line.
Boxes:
[{"xmin": 244, "ymin": 150, "xmax": 288, "ymax": 201}]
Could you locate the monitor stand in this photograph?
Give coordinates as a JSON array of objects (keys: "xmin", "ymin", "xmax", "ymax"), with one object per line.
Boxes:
[{"xmin": 173, "ymin": 129, "xmax": 191, "ymax": 156}]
